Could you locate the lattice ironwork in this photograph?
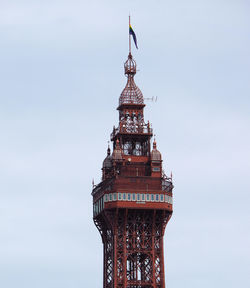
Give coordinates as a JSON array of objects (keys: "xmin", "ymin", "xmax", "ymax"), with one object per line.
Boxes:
[
  {"xmin": 92, "ymin": 51, "xmax": 173, "ymax": 288},
  {"xmin": 119, "ymin": 54, "xmax": 144, "ymax": 106},
  {"xmin": 94, "ymin": 209, "xmax": 171, "ymax": 288},
  {"xmin": 119, "ymin": 75, "xmax": 144, "ymax": 106}
]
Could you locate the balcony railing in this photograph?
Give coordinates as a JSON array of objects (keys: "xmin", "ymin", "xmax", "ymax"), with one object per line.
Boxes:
[{"xmin": 111, "ymin": 124, "xmax": 153, "ymax": 139}]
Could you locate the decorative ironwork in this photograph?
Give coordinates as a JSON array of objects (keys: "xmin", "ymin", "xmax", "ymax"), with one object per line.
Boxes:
[
  {"xmin": 119, "ymin": 54, "xmax": 144, "ymax": 106},
  {"xmin": 92, "ymin": 51, "xmax": 173, "ymax": 288}
]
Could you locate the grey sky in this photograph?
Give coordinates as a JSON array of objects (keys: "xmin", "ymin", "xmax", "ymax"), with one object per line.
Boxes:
[{"xmin": 0, "ymin": 0, "xmax": 249, "ymax": 287}]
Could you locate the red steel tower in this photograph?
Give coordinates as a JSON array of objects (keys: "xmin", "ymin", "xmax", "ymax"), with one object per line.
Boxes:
[{"xmin": 92, "ymin": 50, "xmax": 173, "ymax": 288}]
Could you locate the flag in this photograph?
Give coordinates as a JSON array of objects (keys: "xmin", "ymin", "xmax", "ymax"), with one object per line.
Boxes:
[{"xmin": 129, "ymin": 25, "xmax": 138, "ymax": 49}]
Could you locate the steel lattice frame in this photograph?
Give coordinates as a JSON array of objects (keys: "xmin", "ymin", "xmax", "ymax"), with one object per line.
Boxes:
[
  {"xmin": 94, "ymin": 209, "xmax": 171, "ymax": 288},
  {"xmin": 92, "ymin": 52, "xmax": 173, "ymax": 288}
]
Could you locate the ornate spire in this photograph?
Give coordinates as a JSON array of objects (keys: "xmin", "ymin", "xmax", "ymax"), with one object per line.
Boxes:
[{"xmin": 119, "ymin": 54, "xmax": 144, "ymax": 106}]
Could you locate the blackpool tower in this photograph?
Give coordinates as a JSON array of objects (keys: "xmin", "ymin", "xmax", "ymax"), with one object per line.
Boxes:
[{"xmin": 92, "ymin": 26, "xmax": 173, "ymax": 288}]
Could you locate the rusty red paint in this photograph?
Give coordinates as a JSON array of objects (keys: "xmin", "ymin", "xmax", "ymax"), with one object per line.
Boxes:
[{"xmin": 92, "ymin": 53, "xmax": 173, "ymax": 288}]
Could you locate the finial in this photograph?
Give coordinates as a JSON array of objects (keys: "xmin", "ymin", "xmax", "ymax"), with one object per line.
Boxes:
[
  {"xmin": 92, "ymin": 178, "xmax": 95, "ymax": 187},
  {"xmin": 153, "ymin": 134, "xmax": 157, "ymax": 149},
  {"xmin": 105, "ymin": 141, "xmax": 110, "ymax": 155}
]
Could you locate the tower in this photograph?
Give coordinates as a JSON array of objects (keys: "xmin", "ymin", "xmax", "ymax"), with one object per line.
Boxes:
[{"xmin": 92, "ymin": 48, "xmax": 173, "ymax": 288}]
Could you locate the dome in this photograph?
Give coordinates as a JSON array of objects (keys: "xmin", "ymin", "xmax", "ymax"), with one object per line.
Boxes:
[
  {"xmin": 119, "ymin": 76, "xmax": 144, "ymax": 106},
  {"xmin": 103, "ymin": 147, "xmax": 113, "ymax": 168},
  {"xmin": 119, "ymin": 54, "xmax": 144, "ymax": 106},
  {"xmin": 151, "ymin": 140, "xmax": 162, "ymax": 161},
  {"xmin": 112, "ymin": 139, "xmax": 123, "ymax": 161}
]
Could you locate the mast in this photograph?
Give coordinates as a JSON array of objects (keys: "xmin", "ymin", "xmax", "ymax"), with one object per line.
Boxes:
[{"xmin": 129, "ymin": 15, "xmax": 131, "ymax": 54}]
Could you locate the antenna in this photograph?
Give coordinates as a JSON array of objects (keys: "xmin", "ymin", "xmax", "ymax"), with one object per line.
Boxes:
[{"xmin": 143, "ymin": 96, "xmax": 158, "ymax": 102}]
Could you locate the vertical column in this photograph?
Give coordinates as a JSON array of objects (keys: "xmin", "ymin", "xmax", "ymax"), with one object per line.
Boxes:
[
  {"xmin": 152, "ymin": 210, "xmax": 156, "ymax": 288},
  {"xmin": 123, "ymin": 209, "xmax": 128, "ymax": 288},
  {"xmin": 113, "ymin": 210, "xmax": 118, "ymax": 288},
  {"xmin": 103, "ymin": 234, "xmax": 107, "ymax": 288},
  {"xmin": 160, "ymin": 236, "xmax": 165, "ymax": 288}
]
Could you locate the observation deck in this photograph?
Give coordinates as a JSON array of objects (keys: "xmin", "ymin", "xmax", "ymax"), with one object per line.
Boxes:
[{"xmin": 92, "ymin": 175, "xmax": 173, "ymax": 218}]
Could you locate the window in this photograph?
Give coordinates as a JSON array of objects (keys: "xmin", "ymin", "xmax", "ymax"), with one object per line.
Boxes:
[
  {"xmin": 156, "ymin": 194, "xmax": 159, "ymax": 201},
  {"xmin": 133, "ymin": 193, "xmax": 136, "ymax": 201},
  {"xmin": 109, "ymin": 194, "xmax": 112, "ymax": 201},
  {"xmin": 105, "ymin": 194, "xmax": 108, "ymax": 202},
  {"xmin": 146, "ymin": 194, "xmax": 150, "ymax": 201},
  {"xmin": 165, "ymin": 195, "xmax": 168, "ymax": 202},
  {"xmin": 137, "ymin": 194, "xmax": 140, "ymax": 201},
  {"xmin": 123, "ymin": 193, "xmax": 126, "ymax": 200},
  {"xmin": 128, "ymin": 193, "xmax": 131, "ymax": 201},
  {"xmin": 113, "ymin": 193, "xmax": 117, "ymax": 201},
  {"xmin": 151, "ymin": 194, "xmax": 154, "ymax": 201},
  {"xmin": 160, "ymin": 194, "xmax": 164, "ymax": 202},
  {"xmin": 141, "ymin": 194, "xmax": 145, "ymax": 201},
  {"xmin": 119, "ymin": 193, "xmax": 122, "ymax": 200},
  {"xmin": 153, "ymin": 167, "xmax": 160, "ymax": 172}
]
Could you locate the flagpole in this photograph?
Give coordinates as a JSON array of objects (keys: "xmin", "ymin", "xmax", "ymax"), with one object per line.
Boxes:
[{"xmin": 129, "ymin": 15, "xmax": 131, "ymax": 54}]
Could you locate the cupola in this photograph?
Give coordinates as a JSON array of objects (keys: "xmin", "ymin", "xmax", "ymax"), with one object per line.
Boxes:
[
  {"xmin": 151, "ymin": 139, "xmax": 162, "ymax": 177},
  {"xmin": 103, "ymin": 146, "xmax": 112, "ymax": 169},
  {"xmin": 151, "ymin": 140, "xmax": 162, "ymax": 161}
]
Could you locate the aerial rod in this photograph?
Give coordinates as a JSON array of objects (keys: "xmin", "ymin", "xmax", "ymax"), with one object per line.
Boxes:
[{"xmin": 143, "ymin": 96, "xmax": 158, "ymax": 102}]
